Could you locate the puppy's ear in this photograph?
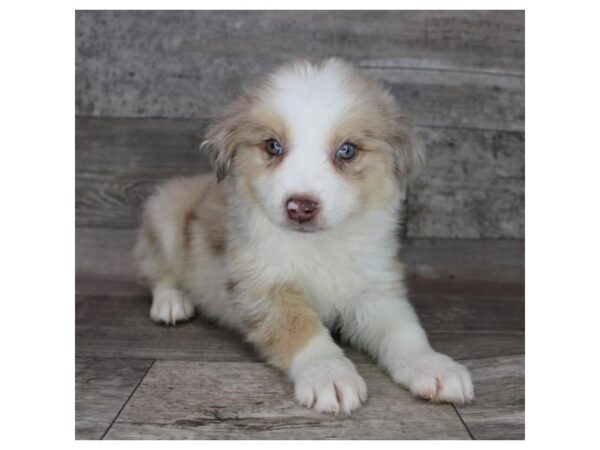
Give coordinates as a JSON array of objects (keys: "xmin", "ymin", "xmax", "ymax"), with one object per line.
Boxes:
[
  {"xmin": 392, "ymin": 116, "xmax": 425, "ymax": 188},
  {"xmin": 200, "ymin": 116, "xmax": 237, "ymax": 182}
]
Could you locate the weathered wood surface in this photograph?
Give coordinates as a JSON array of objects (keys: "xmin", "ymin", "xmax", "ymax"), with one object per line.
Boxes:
[
  {"xmin": 75, "ymin": 357, "xmax": 153, "ymax": 439},
  {"xmin": 75, "ymin": 232, "xmax": 524, "ymax": 439},
  {"xmin": 76, "ymin": 297, "xmax": 523, "ymax": 439},
  {"xmin": 372, "ymin": 67, "xmax": 524, "ymax": 132},
  {"xmin": 407, "ymin": 128, "xmax": 524, "ymax": 238},
  {"xmin": 76, "ymin": 293, "xmax": 257, "ymax": 362},
  {"xmin": 76, "ymin": 117, "xmax": 524, "ymax": 238},
  {"xmin": 76, "ymin": 10, "xmax": 524, "ymax": 127},
  {"xmin": 103, "ymin": 361, "xmax": 470, "ymax": 440},
  {"xmin": 456, "ymin": 355, "xmax": 525, "ymax": 440},
  {"xmin": 75, "ymin": 282, "xmax": 522, "ymax": 363},
  {"xmin": 75, "ymin": 118, "xmax": 209, "ymax": 230},
  {"xmin": 76, "ymin": 11, "xmax": 524, "ymax": 238}
]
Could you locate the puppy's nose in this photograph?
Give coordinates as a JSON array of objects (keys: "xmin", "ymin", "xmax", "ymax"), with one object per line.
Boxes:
[{"xmin": 286, "ymin": 196, "xmax": 319, "ymax": 223}]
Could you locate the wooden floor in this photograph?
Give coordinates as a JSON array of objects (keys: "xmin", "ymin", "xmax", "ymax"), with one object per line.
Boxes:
[{"xmin": 76, "ymin": 228, "xmax": 524, "ymax": 440}]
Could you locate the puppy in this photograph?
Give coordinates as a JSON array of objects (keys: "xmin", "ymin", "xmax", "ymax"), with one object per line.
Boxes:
[{"xmin": 135, "ymin": 59, "xmax": 474, "ymax": 414}]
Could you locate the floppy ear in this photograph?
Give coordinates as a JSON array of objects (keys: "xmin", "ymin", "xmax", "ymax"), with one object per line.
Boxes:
[
  {"xmin": 200, "ymin": 116, "xmax": 237, "ymax": 182},
  {"xmin": 392, "ymin": 116, "xmax": 425, "ymax": 188}
]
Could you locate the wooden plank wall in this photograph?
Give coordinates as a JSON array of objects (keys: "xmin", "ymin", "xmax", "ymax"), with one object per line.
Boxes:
[{"xmin": 75, "ymin": 10, "xmax": 524, "ymax": 238}]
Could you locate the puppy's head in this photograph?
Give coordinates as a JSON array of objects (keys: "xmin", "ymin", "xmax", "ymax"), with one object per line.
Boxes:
[{"xmin": 201, "ymin": 59, "xmax": 423, "ymax": 233}]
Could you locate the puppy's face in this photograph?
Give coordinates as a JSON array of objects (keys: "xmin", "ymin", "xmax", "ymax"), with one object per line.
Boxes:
[{"xmin": 202, "ymin": 59, "xmax": 423, "ymax": 233}]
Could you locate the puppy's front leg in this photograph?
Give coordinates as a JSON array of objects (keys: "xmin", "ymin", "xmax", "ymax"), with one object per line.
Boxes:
[
  {"xmin": 239, "ymin": 283, "xmax": 367, "ymax": 414},
  {"xmin": 341, "ymin": 285, "xmax": 474, "ymax": 405}
]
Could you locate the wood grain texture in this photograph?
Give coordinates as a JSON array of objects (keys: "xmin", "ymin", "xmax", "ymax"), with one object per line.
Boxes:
[
  {"xmin": 75, "ymin": 231, "xmax": 524, "ymax": 364},
  {"xmin": 402, "ymin": 238, "xmax": 524, "ymax": 284},
  {"xmin": 76, "ymin": 357, "xmax": 153, "ymax": 439},
  {"xmin": 76, "ymin": 117, "xmax": 524, "ymax": 238},
  {"xmin": 75, "ymin": 289, "xmax": 523, "ymax": 439},
  {"xmin": 407, "ymin": 128, "xmax": 524, "ymax": 238},
  {"xmin": 103, "ymin": 361, "xmax": 470, "ymax": 439},
  {"xmin": 76, "ymin": 293, "xmax": 257, "ymax": 362},
  {"xmin": 75, "ymin": 117, "xmax": 210, "ymax": 229},
  {"xmin": 455, "ymin": 355, "xmax": 525, "ymax": 439},
  {"xmin": 373, "ymin": 67, "xmax": 523, "ymax": 132},
  {"xmin": 75, "ymin": 231, "xmax": 524, "ymax": 439},
  {"xmin": 76, "ymin": 228, "xmax": 137, "ymax": 280},
  {"xmin": 76, "ymin": 10, "xmax": 524, "ymax": 125},
  {"xmin": 75, "ymin": 286, "xmax": 522, "ymax": 364}
]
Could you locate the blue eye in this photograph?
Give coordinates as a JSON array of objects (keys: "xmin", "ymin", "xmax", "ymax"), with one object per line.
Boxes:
[
  {"xmin": 336, "ymin": 142, "xmax": 357, "ymax": 161},
  {"xmin": 265, "ymin": 139, "xmax": 283, "ymax": 156}
]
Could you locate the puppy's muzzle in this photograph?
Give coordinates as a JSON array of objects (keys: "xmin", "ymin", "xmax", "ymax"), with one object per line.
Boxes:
[{"xmin": 286, "ymin": 196, "xmax": 319, "ymax": 224}]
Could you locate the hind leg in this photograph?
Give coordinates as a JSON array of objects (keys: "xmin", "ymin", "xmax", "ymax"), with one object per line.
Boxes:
[
  {"xmin": 150, "ymin": 281, "xmax": 195, "ymax": 325},
  {"xmin": 134, "ymin": 176, "xmax": 213, "ymax": 326}
]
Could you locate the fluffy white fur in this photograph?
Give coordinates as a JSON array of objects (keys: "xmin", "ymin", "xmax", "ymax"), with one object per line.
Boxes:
[{"xmin": 135, "ymin": 59, "xmax": 474, "ymax": 414}]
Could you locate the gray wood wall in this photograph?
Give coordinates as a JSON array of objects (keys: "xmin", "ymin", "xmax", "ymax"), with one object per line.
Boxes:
[{"xmin": 76, "ymin": 10, "xmax": 524, "ymax": 239}]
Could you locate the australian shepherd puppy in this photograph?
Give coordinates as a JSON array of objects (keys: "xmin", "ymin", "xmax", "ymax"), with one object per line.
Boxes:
[{"xmin": 135, "ymin": 59, "xmax": 474, "ymax": 414}]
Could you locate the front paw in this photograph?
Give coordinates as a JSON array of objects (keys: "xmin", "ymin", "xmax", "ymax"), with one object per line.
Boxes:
[
  {"xmin": 392, "ymin": 352, "xmax": 474, "ymax": 405},
  {"xmin": 150, "ymin": 287, "xmax": 195, "ymax": 325},
  {"xmin": 293, "ymin": 356, "xmax": 367, "ymax": 415}
]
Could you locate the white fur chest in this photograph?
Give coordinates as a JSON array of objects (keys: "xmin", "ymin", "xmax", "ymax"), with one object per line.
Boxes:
[{"xmin": 229, "ymin": 205, "xmax": 400, "ymax": 326}]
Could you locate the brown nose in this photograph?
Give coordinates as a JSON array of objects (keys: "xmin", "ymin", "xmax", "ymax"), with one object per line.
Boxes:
[{"xmin": 286, "ymin": 196, "xmax": 319, "ymax": 223}]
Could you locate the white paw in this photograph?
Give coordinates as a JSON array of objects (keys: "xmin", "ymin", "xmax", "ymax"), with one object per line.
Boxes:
[
  {"xmin": 150, "ymin": 286, "xmax": 195, "ymax": 325},
  {"xmin": 392, "ymin": 352, "xmax": 474, "ymax": 405},
  {"xmin": 293, "ymin": 356, "xmax": 367, "ymax": 415}
]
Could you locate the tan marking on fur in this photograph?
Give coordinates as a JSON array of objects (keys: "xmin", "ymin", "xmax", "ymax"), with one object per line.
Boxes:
[
  {"xmin": 242, "ymin": 316, "xmax": 261, "ymax": 331},
  {"xmin": 196, "ymin": 182, "xmax": 228, "ymax": 255},
  {"xmin": 135, "ymin": 174, "xmax": 228, "ymax": 287},
  {"xmin": 173, "ymin": 179, "xmax": 230, "ymax": 257},
  {"xmin": 242, "ymin": 283, "xmax": 323, "ymax": 369},
  {"xmin": 229, "ymin": 108, "xmax": 291, "ymax": 177},
  {"xmin": 183, "ymin": 209, "xmax": 198, "ymax": 248},
  {"xmin": 322, "ymin": 60, "xmax": 423, "ymax": 187},
  {"xmin": 225, "ymin": 279, "xmax": 238, "ymax": 294},
  {"xmin": 222, "ymin": 108, "xmax": 293, "ymax": 206},
  {"xmin": 135, "ymin": 221, "xmax": 167, "ymax": 286},
  {"xmin": 200, "ymin": 75, "xmax": 285, "ymax": 181},
  {"xmin": 318, "ymin": 70, "xmax": 418, "ymax": 213},
  {"xmin": 209, "ymin": 232, "xmax": 226, "ymax": 255},
  {"xmin": 353, "ymin": 148, "xmax": 399, "ymax": 213},
  {"xmin": 329, "ymin": 133, "xmax": 399, "ymax": 215}
]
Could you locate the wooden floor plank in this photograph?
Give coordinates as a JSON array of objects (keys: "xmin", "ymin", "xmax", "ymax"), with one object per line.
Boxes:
[
  {"xmin": 412, "ymin": 288, "xmax": 524, "ymax": 333},
  {"xmin": 76, "ymin": 357, "xmax": 153, "ymax": 439},
  {"xmin": 403, "ymin": 237, "xmax": 524, "ymax": 283},
  {"xmin": 76, "ymin": 294, "xmax": 257, "ymax": 362},
  {"xmin": 75, "ymin": 229, "xmax": 524, "ymax": 439},
  {"xmin": 426, "ymin": 331, "xmax": 523, "ymax": 362},
  {"xmin": 76, "ymin": 281, "xmax": 522, "ymax": 363},
  {"xmin": 104, "ymin": 361, "xmax": 470, "ymax": 440},
  {"xmin": 76, "ymin": 228, "xmax": 138, "ymax": 280},
  {"xmin": 455, "ymin": 355, "xmax": 525, "ymax": 440}
]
